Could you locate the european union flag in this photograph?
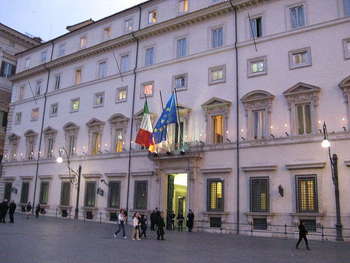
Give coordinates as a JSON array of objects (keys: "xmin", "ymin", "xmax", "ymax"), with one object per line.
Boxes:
[{"xmin": 153, "ymin": 93, "xmax": 178, "ymax": 144}]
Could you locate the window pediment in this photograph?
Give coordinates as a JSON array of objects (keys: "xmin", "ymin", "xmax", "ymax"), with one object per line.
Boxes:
[
  {"xmin": 43, "ymin": 126, "xmax": 57, "ymax": 135},
  {"xmin": 201, "ymin": 97, "xmax": 231, "ymax": 112},
  {"xmin": 134, "ymin": 109, "xmax": 156, "ymax": 121},
  {"xmin": 8, "ymin": 133, "xmax": 20, "ymax": 142},
  {"xmin": 283, "ymin": 82, "xmax": 320, "ymax": 107},
  {"xmin": 339, "ymin": 75, "xmax": 350, "ymax": 102},
  {"xmin": 24, "ymin": 129, "xmax": 38, "ymax": 138},
  {"xmin": 86, "ymin": 118, "xmax": 105, "ymax": 128},
  {"xmin": 177, "ymin": 104, "xmax": 191, "ymax": 118},
  {"xmin": 108, "ymin": 113, "xmax": 129, "ymax": 124},
  {"xmin": 241, "ymin": 90, "xmax": 274, "ymax": 112},
  {"xmin": 63, "ymin": 122, "xmax": 79, "ymax": 132}
]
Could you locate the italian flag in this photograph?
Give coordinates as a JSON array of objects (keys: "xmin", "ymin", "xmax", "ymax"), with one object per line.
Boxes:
[{"xmin": 135, "ymin": 100, "xmax": 155, "ymax": 151}]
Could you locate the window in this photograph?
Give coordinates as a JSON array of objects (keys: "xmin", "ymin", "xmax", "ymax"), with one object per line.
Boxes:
[
  {"xmin": 296, "ymin": 175, "xmax": 318, "ymax": 213},
  {"xmin": 290, "ymin": 5, "xmax": 305, "ymax": 28},
  {"xmin": 248, "ymin": 56, "xmax": 267, "ymax": 77},
  {"xmin": 18, "ymin": 86, "xmax": 25, "ymax": 100},
  {"xmin": 31, "ymin": 108, "xmax": 39, "ymax": 121},
  {"xmin": 90, "ymin": 131, "xmax": 102, "ymax": 155},
  {"xmin": 253, "ymin": 110, "xmax": 266, "ymax": 139},
  {"xmin": 116, "ymin": 87, "xmax": 127, "ymax": 103},
  {"xmin": 60, "ymin": 182, "xmax": 71, "ymax": 206},
  {"xmin": 71, "ymin": 98, "xmax": 80, "ymax": 112},
  {"xmin": 54, "ymin": 74, "xmax": 61, "ymax": 90},
  {"xmin": 15, "ymin": 112, "xmax": 22, "ymax": 124},
  {"xmin": 75, "ymin": 68, "xmax": 82, "ymax": 85},
  {"xmin": 94, "ymin": 92, "xmax": 104, "ymax": 107},
  {"xmin": 39, "ymin": 182, "xmax": 49, "ymax": 205},
  {"xmin": 134, "ymin": 181, "xmax": 148, "ymax": 210},
  {"xmin": 343, "ymin": 38, "xmax": 350, "ymax": 59},
  {"xmin": 148, "ymin": 10, "xmax": 157, "ymax": 24},
  {"xmin": 0, "ymin": 111, "xmax": 7, "ymax": 128},
  {"xmin": 24, "ymin": 57, "xmax": 30, "ymax": 69},
  {"xmin": 145, "ymin": 47, "xmax": 155, "ymax": 66},
  {"xmin": 253, "ymin": 218, "xmax": 268, "ymax": 230},
  {"xmin": 26, "ymin": 134, "xmax": 36, "ymax": 160},
  {"xmin": 98, "ymin": 61, "xmax": 107, "ymax": 79},
  {"xmin": 142, "ymin": 82, "xmax": 154, "ymax": 98},
  {"xmin": 41, "ymin": 50, "xmax": 47, "ymax": 63},
  {"xmin": 4, "ymin": 182, "xmax": 12, "ymax": 201},
  {"xmin": 289, "ymin": 47, "xmax": 312, "ymax": 69},
  {"xmin": 87, "ymin": 118, "xmax": 104, "ymax": 155},
  {"xmin": 209, "ymin": 65, "xmax": 226, "ymax": 85},
  {"xmin": 179, "ymin": 0, "xmax": 189, "ymax": 13},
  {"xmin": 103, "ymin": 27, "xmax": 111, "ymax": 39},
  {"xmin": 212, "ymin": 27, "xmax": 223, "ymax": 48},
  {"xmin": 120, "ymin": 55, "xmax": 129, "ymax": 72},
  {"xmin": 345, "ymin": 0, "xmax": 350, "ymax": 16},
  {"xmin": 250, "ymin": 178, "xmax": 269, "ymax": 212},
  {"xmin": 64, "ymin": 122, "xmax": 79, "ymax": 156},
  {"xmin": 0, "ymin": 61, "xmax": 16, "ymax": 77},
  {"xmin": 46, "ymin": 137, "xmax": 54, "ymax": 159},
  {"xmin": 250, "ymin": 16, "xmax": 262, "ymax": 38},
  {"xmin": 124, "ymin": 18, "xmax": 134, "ymax": 32},
  {"xmin": 207, "ymin": 179, "xmax": 224, "ymax": 211},
  {"xmin": 174, "ymin": 74, "xmax": 188, "ymax": 91},
  {"xmin": 35, "ymin": 80, "xmax": 42, "ymax": 96},
  {"xmin": 84, "ymin": 181, "xmax": 96, "ymax": 207},
  {"xmin": 58, "ymin": 43, "xmax": 65, "ymax": 57},
  {"xmin": 80, "ymin": 36, "xmax": 87, "ymax": 48},
  {"xmin": 108, "ymin": 181, "xmax": 121, "ymax": 208},
  {"xmin": 8, "ymin": 134, "xmax": 19, "ymax": 161},
  {"xmin": 20, "ymin": 182, "xmax": 30, "ymax": 204},
  {"xmin": 68, "ymin": 135, "xmax": 76, "ymax": 156},
  {"xmin": 212, "ymin": 115, "xmax": 224, "ymax": 144},
  {"xmin": 115, "ymin": 129, "xmax": 124, "ymax": 152},
  {"xmin": 296, "ymin": 103, "xmax": 312, "ymax": 135},
  {"xmin": 176, "ymin": 38, "xmax": 187, "ymax": 58}
]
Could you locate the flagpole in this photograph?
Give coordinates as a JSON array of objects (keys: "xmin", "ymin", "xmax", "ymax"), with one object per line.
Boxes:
[
  {"xmin": 173, "ymin": 88, "xmax": 181, "ymax": 150},
  {"xmin": 159, "ymin": 90, "xmax": 164, "ymax": 110}
]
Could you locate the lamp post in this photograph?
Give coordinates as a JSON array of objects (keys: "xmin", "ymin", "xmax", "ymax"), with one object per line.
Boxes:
[
  {"xmin": 56, "ymin": 147, "xmax": 82, "ymax": 220},
  {"xmin": 321, "ymin": 122, "xmax": 344, "ymax": 241}
]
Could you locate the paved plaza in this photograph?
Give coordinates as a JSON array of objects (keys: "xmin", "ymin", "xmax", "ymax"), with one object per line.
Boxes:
[{"xmin": 0, "ymin": 214, "xmax": 349, "ymax": 263}]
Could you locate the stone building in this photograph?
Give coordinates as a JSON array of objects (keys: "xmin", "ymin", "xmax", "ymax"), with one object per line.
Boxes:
[{"xmin": 1, "ymin": 0, "xmax": 350, "ymax": 240}]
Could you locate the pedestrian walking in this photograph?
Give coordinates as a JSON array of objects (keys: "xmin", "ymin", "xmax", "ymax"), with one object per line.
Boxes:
[
  {"xmin": 187, "ymin": 209, "xmax": 194, "ymax": 232},
  {"xmin": 113, "ymin": 209, "xmax": 127, "ymax": 239},
  {"xmin": 157, "ymin": 212, "xmax": 165, "ymax": 240},
  {"xmin": 132, "ymin": 212, "xmax": 141, "ymax": 240},
  {"xmin": 139, "ymin": 214, "xmax": 147, "ymax": 239},
  {"xmin": 150, "ymin": 209, "xmax": 156, "ymax": 231},
  {"xmin": 8, "ymin": 200, "xmax": 16, "ymax": 223},
  {"xmin": 35, "ymin": 203, "xmax": 41, "ymax": 218},
  {"xmin": 177, "ymin": 213, "xmax": 184, "ymax": 232},
  {"xmin": 296, "ymin": 221, "xmax": 310, "ymax": 250},
  {"xmin": 0, "ymin": 199, "xmax": 9, "ymax": 223},
  {"xmin": 25, "ymin": 202, "xmax": 32, "ymax": 219}
]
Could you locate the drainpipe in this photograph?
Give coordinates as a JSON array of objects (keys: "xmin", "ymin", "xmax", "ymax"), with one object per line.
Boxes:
[
  {"xmin": 229, "ymin": 0, "xmax": 240, "ymax": 235},
  {"xmin": 32, "ymin": 41, "xmax": 54, "ymax": 212},
  {"xmin": 126, "ymin": 5, "xmax": 142, "ymax": 217}
]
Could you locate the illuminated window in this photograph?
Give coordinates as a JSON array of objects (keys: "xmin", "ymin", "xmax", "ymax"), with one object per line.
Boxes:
[
  {"xmin": 296, "ymin": 103, "xmax": 312, "ymax": 135},
  {"xmin": 207, "ymin": 179, "xmax": 224, "ymax": 211},
  {"xmin": 115, "ymin": 129, "xmax": 124, "ymax": 152},
  {"xmin": 289, "ymin": 47, "xmax": 312, "ymax": 69},
  {"xmin": 212, "ymin": 27, "xmax": 223, "ymax": 48},
  {"xmin": 134, "ymin": 181, "xmax": 148, "ymax": 210},
  {"xmin": 94, "ymin": 92, "xmax": 104, "ymax": 107},
  {"xmin": 124, "ymin": 18, "xmax": 134, "ymax": 32},
  {"xmin": 103, "ymin": 27, "xmax": 111, "ymax": 39},
  {"xmin": 75, "ymin": 69, "xmax": 82, "ymax": 85},
  {"xmin": 212, "ymin": 115, "xmax": 223, "ymax": 144},
  {"xmin": 209, "ymin": 65, "xmax": 226, "ymax": 85},
  {"xmin": 31, "ymin": 108, "xmax": 39, "ymax": 121},
  {"xmin": 179, "ymin": 0, "xmax": 189, "ymax": 13},
  {"xmin": 148, "ymin": 10, "xmax": 157, "ymax": 24},
  {"xmin": 297, "ymin": 176, "xmax": 318, "ymax": 213},
  {"xmin": 98, "ymin": 61, "xmax": 107, "ymax": 79},
  {"xmin": 290, "ymin": 5, "xmax": 305, "ymax": 28},
  {"xmin": 39, "ymin": 182, "xmax": 49, "ymax": 205},
  {"xmin": 91, "ymin": 132, "xmax": 101, "ymax": 155},
  {"xmin": 50, "ymin": 103, "xmax": 58, "ymax": 117},
  {"xmin": 247, "ymin": 56, "xmax": 267, "ymax": 77},
  {"xmin": 250, "ymin": 178, "xmax": 269, "ymax": 212},
  {"xmin": 142, "ymin": 82, "xmax": 154, "ymax": 98},
  {"xmin": 116, "ymin": 87, "xmax": 127, "ymax": 103},
  {"xmin": 71, "ymin": 98, "xmax": 80, "ymax": 112},
  {"xmin": 80, "ymin": 36, "xmax": 87, "ymax": 48}
]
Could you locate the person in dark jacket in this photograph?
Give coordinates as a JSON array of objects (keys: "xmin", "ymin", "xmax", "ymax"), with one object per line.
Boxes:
[
  {"xmin": 186, "ymin": 209, "xmax": 194, "ymax": 232},
  {"xmin": 296, "ymin": 221, "xmax": 310, "ymax": 250},
  {"xmin": 35, "ymin": 203, "xmax": 41, "ymax": 218},
  {"xmin": 157, "ymin": 212, "xmax": 165, "ymax": 240},
  {"xmin": 139, "ymin": 214, "xmax": 148, "ymax": 239},
  {"xmin": 150, "ymin": 209, "xmax": 156, "ymax": 231},
  {"xmin": 8, "ymin": 200, "xmax": 16, "ymax": 223},
  {"xmin": 177, "ymin": 213, "xmax": 185, "ymax": 232},
  {"xmin": 25, "ymin": 202, "xmax": 32, "ymax": 219},
  {"xmin": 0, "ymin": 199, "xmax": 9, "ymax": 223}
]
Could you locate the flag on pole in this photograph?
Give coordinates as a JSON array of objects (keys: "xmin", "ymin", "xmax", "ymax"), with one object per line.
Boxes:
[
  {"xmin": 135, "ymin": 100, "xmax": 154, "ymax": 149},
  {"xmin": 153, "ymin": 93, "xmax": 178, "ymax": 144}
]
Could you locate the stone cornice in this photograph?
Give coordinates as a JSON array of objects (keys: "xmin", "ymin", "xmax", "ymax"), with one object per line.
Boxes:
[
  {"xmin": 285, "ymin": 162, "xmax": 326, "ymax": 170},
  {"xmin": 200, "ymin": 168, "xmax": 232, "ymax": 174},
  {"xmin": 82, "ymin": 173, "xmax": 102, "ymax": 179},
  {"xmin": 131, "ymin": 171, "xmax": 154, "ymax": 177},
  {"xmin": 20, "ymin": 176, "xmax": 33, "ymax": 180},
  {"xmin": 105, "ymin": 173, "xmax": 127, "ymax": 178},
  {"xmin": 241, "ymin": 165, "xmax": 277, "ymax": 172},
  {"xmin": 39, "ymin": 175, "xmax": 53, "ymax": 180}
]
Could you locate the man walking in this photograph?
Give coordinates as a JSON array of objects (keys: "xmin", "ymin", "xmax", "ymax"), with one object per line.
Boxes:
[
  {"xmin": 113, "ymin": 209, "xmax": 127, "ymax": 239},
  {"xmin": 187, "ymin": 209, "xmax": 194, "ymax": 232},
  {"xmin": 0, "ymin": 199, "xmax": 9, "ymax": 223},
  {"xmin": 8, "ymin": 200, "xmax": 16, "ymax": 223},
  {"xmin": 157, "ymin": 212, "xmax": 165, "ymax": 240},
  {"xmin": 296, "ymin": 221, "xmax": 310, "ymax": 250}
]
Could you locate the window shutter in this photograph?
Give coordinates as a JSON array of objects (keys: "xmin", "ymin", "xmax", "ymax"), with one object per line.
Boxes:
[
  {"xmin": 0, "ymin": 61, "xmax": 5, "ymax": 77},
  {"xmin": 11, "ymin": 64, "xmax": 16, "ymax": 76},
  {"xmin": 2, "ymin": 111, "xmax": 8, "ymax": 127}
]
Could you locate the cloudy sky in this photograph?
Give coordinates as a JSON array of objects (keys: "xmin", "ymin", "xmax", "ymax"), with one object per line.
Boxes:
[{"xmin": 0, "ymin": 0, "xmax": 145, "ymax": 41}]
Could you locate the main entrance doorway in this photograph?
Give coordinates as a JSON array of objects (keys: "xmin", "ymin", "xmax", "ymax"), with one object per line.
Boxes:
[{"xmin": 167, "ymin": 173, "xmax": 187, "ymax": 229}]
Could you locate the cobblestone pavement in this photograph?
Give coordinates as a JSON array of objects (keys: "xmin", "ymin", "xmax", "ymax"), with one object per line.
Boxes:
[{"xmin": 0, "ymin": 214, "xmax": 349, "ymax": 263}]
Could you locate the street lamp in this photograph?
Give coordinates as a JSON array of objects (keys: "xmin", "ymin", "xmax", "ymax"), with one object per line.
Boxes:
[
  {"xmin": 56, "ymin": 147, "xmax": 82, "ymax": 220},
  {"xmin": 321, "ymin": 122, "xmax": 344, "ymax": 241}
]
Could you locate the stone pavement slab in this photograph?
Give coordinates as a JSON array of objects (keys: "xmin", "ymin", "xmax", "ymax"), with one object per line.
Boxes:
[{"xmin": 0, "ymin": 214, "xmax": 349, "ymax": 263}]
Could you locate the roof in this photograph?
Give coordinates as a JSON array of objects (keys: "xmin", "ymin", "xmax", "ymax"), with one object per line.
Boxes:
[
  {"xmin": 66, "ymin": 19, "xmax": 95, "ymax": 32},
  {"xmin": 0, "ymin": 23, "xmax": 42, "ymax": 47}
]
